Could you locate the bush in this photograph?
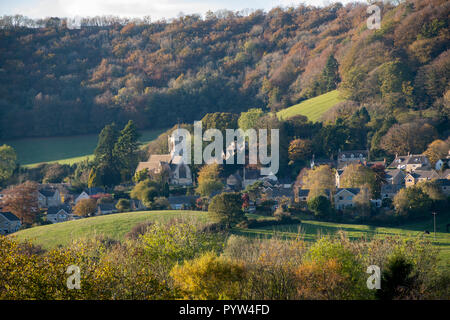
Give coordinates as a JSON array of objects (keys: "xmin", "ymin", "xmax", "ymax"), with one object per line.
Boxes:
[{"xmin": 170, "ymin": 252, "xmax": 246, "ymax": 299}]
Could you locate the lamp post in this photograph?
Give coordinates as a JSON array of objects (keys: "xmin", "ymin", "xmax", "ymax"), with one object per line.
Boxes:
[{"xmin": 432, "ymin": 212, "xmax": 437, "ymax": 240}]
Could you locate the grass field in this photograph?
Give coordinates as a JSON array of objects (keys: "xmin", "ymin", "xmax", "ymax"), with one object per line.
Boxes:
[
  {"xmin": 12, "ymin": 210, "xmax": 450, "ymax": 264},
  {"xmin": 12, "ymin": 210, "xmax": 208, "ymax": 249},
  {"xmin": 236, "ymin": 214, "xmax": 450, "ymax": 263},
  {"xmin": 277, "ymin": 90, "xmax": 344, "ymax": 122},
  {"xmin": 1, "ymin": 128, "xmax": 165, "ymax": 167}
]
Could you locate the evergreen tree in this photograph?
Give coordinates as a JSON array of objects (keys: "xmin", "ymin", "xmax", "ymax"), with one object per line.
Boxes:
[
  {"xmin": 321, "ymin": 54, "xmax": 340, "ymax": 92},
  {"xmin": 114, "ymin": 120, "xmax": 141, "ymax": 181},
  {"xmin": 93, "ymin": 123, "xmax": 120, "ymax": 186}
]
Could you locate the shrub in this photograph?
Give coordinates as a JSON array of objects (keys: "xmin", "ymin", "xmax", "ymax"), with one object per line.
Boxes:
[{"xmin": 170, "ymin": 252, "xmax": 246, "ymax": 299}]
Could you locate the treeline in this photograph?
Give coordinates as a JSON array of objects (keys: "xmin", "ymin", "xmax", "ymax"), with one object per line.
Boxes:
[{"xmin": 0, "ymin": 0, "xmax": 448, "ymax": 139}]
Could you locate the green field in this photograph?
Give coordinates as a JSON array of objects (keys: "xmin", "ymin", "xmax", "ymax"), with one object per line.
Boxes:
[
  {"xmin": 277, "ymin": 90, "xmax": 344, "ymax": 122},
  {"xmin": 12, "ymin": 210, "xmax": 208, "ymax": 249},
  {"xmin": 1, "ymin": 129, "xmax": 165, "ymax": 167},
  {"xmin": 236, "ymin": 214, "xmax": 450, "ymax": 263},
  {"xmin": 12, "ymin": 210, "xmax": 450, "ymax": 263}
]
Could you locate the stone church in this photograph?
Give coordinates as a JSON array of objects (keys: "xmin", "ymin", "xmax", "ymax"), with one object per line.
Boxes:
[{"xmin": 135, "ymin": 132, "xmax": 192, "ymax": 186}]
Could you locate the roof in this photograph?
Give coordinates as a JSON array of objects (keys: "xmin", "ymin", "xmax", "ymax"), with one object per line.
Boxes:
[
  {"xmin": 338, "ymin": 150, "xmax": 368, "ymax": 160},
  {"xmin": 407, "ymin": 155, "xmax": 429, "ymax": 165},
  {"xmin": 297, "ymin": 189, "xmax": 310, "ymax": 197},
  {"xmin": 47, "ymin": 204, "xmax": 71, "ymax": 215},
  {"xmin": 335, "ymin": 188, "xmax": 360, "ymax": 195},
  {"xmin": 408, "ymin": 170, "xmax": 439, "ymax": 180},
  {"xmin": 39, "ymin": 189, "xmax": 57, "ymax": 197},
  {"xmin": 389, "ymin": 154, "xmax": 430, "ymax": 168},
  {"xmin": 244, "ymin": 168, "xmax": 262, "ymax": 180},
  {"xmin": 381, "ymin": 184, "xmax": 404, "ymax": 194},
  {"xmin": 85, "ymin": 187, "xmax": 105, "ymax": 196},
  {"xmin": 440, "ymin": 169, "xmax": 450, "ymax": 179},
  {"xmin": 385, "ymin": 169, "xmax": 404, "ymax": 180},
  {"xmin": 436, "ymin": 179, "xmax": 450, "ymax": 187},
  {"xmin": 270, "ymin": 188, "xmax": 294, "ymax": 199},
  {"xmin": 98, "ymin": 203, "xmax": 116, "ymax": 211},
  {"xmin": 0, "ymin": 211, "xmax": 20, "ymax": 221},
  {"xmin": 168, "ymin": 196, "xmax": 198, "ymax": 205}
]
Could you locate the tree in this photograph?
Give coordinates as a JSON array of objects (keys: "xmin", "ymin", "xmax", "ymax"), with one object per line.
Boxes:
[
  {"xmin": 195, "ymin": 164, "xmax": 223, "ymax": 197},
  {"xmin": 307, "ymin": 195, "xmax": 332, "ymax": 218},
  {"xmin": 238, "ymin": 108, "xmax": 264, "ymax": 131},
  {"xmin": 130, "ymin": 179, "xmax": 159, "ymax": 207},
  {"xmin": 423, "ymin": 139, "xmax": 449, "ymax": 166},
  {"xmin": 208, "ymin": 192, "xmax": 244, "ymax": 227},
  {"xmin": 243, "ymin": 180, "xmax": 263, "ymax": 202},
  {"xmin": 114, "ymin": 120, "xmax": 141, "ymax": 181},
  {"xmin": 170, "ymin": 252, "xmax": 246, "ymax": 299},
  {"xmin": 340, "ymin": 164, "xmax": 377, "ymax": 197},
  {"xmin": 321, "ymin": 54, "xmax": 340, "ymax": 92},
  {"xmin": 74, "ymin": 198, "xmax": 97, "ymax": 217},
  {"xmin": 93, "ymin": 123, "xmax": 121, "ymax": 186},
  {"xmin": 115, "ymin": 198, "xmax": 130, "ymax": 212},
  {"xmin": 0, "ymin": 181, "xmax": 39, "ymax": 224},
  {"xmin": 302, "ymin": 165, "xmax": 335, "ymax": 199},
  {"xmin": 393, "ymin": 186, "xmax": 433, "ymax": 220},
  {"xmin": 352, "ymin": 187, "xmax": 371, "ymax": 218},
  {"xmin": 0, "ymin": 144, "xmax": 17, "ymax": 184},
  {"xmin": 376, "ymin": 255, "xmax": 418, "ymax": 300},
  {"xmin": 288, "ymin": 139, "xmax": 313, "ymax": 162},
  {"xmin": 380, "ymin": 122, "xmax": 438, "ymax": 155}
]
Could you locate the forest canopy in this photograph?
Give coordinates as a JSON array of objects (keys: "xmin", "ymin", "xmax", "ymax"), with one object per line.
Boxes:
[{"xmin": 0, "ymin": 0, "xmax": 448, "ymax": 140}]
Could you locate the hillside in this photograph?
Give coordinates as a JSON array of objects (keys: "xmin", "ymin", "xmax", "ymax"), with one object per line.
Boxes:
[
  {"xmin": 0, "ymin": 0, "xmax": 448, "ymax": 140},
  {"xmin": 2, "ymin": 128, "xmax": 164, "ymax": 166},
  {"xmin": 13, "ymin": 210, "xmax": 208, "ymax": 249},
  {"xmin": 277, "ymin": 90, "xmax": 344, "ymax": 121}
]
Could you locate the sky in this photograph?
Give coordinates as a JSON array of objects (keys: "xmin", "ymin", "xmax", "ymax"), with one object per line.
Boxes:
[{"xmin": 0, "ymin": 0, "xmax": 364, "ymax": 20}]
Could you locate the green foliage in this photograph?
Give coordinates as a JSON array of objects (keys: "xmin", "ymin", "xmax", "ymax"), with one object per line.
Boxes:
[
  {"xmin": 208, "ymin": 192, "xmax": 244, "ymax": 227},
  {"xmin": 115, "ymin": 198, "xmax": 131, "ymax": 212},
  {"xmin": 0, "ymin": 144, "xmax": 17, "ymax": 183},
  {"xmin": 195, "ymin": 164, "xmax": 223, "ymax": 197},
  {"xmin": 307, "ymin": 195, "xmax": 333, "ymax": 218},
  {"xmin": 376, "ymin": 254, "xmax": 418, "ymax": 300},
  {"xmin": 238, "ymin": 108, "xmax": 264, "ymax": 131},
  {"xmin": 393, "ymin": 186, "xmax": 433, "ymax": 220}
]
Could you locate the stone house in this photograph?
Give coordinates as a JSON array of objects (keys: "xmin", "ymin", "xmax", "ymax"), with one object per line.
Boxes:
[
  {"xmin": 334, "ymin": 188, "xmax": 361, "ymax": 210},
  {"xmin": 0, "ymin": 211, "xmax": 21, "ymax": 234}
]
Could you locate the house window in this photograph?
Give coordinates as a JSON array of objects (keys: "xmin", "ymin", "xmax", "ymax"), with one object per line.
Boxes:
[
  {"xmin": 339, "ymin": 196, "xmax": 343, "ymax": 200},
  {"xmin": 179, "ymin": 165, "xmax": 187, "ymax": 179}
]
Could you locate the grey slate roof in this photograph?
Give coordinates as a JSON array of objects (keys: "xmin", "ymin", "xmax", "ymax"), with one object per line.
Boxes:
[{"xmin": 0, "ymin": 211, "xmax": 20, "ymax": 221}]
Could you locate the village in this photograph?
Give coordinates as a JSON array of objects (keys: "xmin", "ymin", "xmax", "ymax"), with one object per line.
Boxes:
[{"xmin": 1, "ymin": 129, "xmax": 449, "ymax": 235}]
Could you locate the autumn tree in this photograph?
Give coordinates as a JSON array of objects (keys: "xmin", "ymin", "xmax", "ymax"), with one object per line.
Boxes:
[
  {"xmin": 340, "ymin": 164, "xmax": 377, "ymax": 197},
  {"xmin": 195, "ymin": 164, "xmax": 223, "ymax": 197},
  {"xmin": 302, "ymin": 165, "xmax": 335, "ymax": 199},
  {"xmin": 74, "ymin": 198, "xmax": 98, "ymax": 217},
  {"xmin": 380, "ymin": 122, "xmax": 438, "ymax": 155},
  {"xmin": 423, "ymin": 139, "xmax": 449, "ymax": 166},
  {"xmin": 0, "ymin": 181, "xmax": 39, "ymax": 224},
  {"xmin": 288, "ymin": 139, "xmax": 313, "ymax": 163}
]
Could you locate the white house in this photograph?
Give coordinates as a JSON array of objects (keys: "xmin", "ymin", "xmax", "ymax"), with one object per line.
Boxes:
[
  {"xmin": 0, "ymin": 211, "xmax": 21, "ymax": 235},
  {"xmin": 75, "ymin": 191, "xmax": 90, "ymax": 204},
  {"xmin": 47, "ymin": 205, "xmax": 72, "ymax": 224}
]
